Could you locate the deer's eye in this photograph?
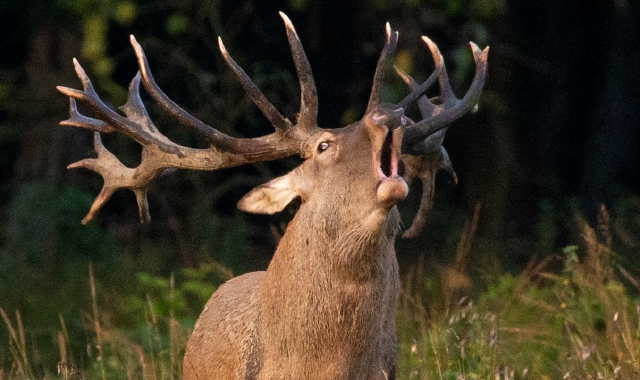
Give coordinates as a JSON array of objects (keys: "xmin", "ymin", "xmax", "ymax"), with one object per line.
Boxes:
[{"xmin": 317, "ymin": 142, "xmax": 330, "ymax": 153}]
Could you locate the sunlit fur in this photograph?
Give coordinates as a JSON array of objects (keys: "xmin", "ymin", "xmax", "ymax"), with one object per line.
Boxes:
[{"xmin": 183, "ymin": 112, "xmax": 407, "ymax": 380}]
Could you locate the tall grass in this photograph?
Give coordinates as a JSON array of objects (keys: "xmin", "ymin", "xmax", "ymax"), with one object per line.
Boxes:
[
  {"xmin": 397, "ymin": 205, "xmax": 640, "ymax": 379},
  {"xmin": 0, "ymin": 309, "xmax": 35, "ymax": 379},
  {"xmin": 0, "ymin": 260, "xmax": 229, "ymax": 379}
]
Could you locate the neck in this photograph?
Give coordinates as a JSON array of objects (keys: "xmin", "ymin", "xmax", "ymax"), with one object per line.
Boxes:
[
  {"xmin": 272, "ymin": 203, "xmax": 402, "ymax": 280},
  {"xmin": 258, "ymin": 202, "xmax": 402, "ymax": 366}
]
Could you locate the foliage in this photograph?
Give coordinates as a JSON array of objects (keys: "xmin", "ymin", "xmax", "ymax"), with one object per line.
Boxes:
[
  {"xmin": 122, "ymin": 261, "xmax": 232, "ymax": 329},
  {"xmin": 0, "ymin": 181, "xmax": 115, "ymax": 366},
  {"xmin": 397, "ymin": 208, "xmax": 640, "ymax": 379},
  {"xmin": 0, "ymin": 260, "xmax": 229, "ymax": 379},
  {"xmin": 78, "ymin": 263, "xmax": 230, "ymax": 380}
]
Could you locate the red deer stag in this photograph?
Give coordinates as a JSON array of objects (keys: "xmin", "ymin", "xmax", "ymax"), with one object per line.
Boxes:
[{"xmin": 57, "ymin": 12, "xmax": 488, "ymax": 380}]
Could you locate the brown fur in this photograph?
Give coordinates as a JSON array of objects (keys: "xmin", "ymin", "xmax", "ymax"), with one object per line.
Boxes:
[{"xmin": 183, "ymin": 114, "xmax": 408, "ymax": 380}]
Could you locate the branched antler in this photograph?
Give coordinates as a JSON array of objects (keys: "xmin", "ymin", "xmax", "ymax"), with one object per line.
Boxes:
[
  {"xmin": 398, "ymin": 38, "xmax": 489, "ymax": 238},
  {"xmin": 57, "ymin": 14, "xmax": 322, "ymax": 224},
  {"xmin": 402, "ymin": 38, "xmax": 489, "ymax": 152}
]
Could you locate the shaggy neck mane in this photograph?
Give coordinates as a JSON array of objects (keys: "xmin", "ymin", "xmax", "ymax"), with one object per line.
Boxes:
[{"xmin": 279, "ymin": 201, "xmax": 402, "ymax": 281}]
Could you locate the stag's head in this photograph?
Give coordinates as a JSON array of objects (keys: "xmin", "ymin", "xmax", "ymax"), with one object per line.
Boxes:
[
  {"xmin": 238, "ymin": 101, "xmax": 409, "ymax": 220},
  {"xmin": 57, "ymin": 12, "xmax": 488, "ymax": 236}
]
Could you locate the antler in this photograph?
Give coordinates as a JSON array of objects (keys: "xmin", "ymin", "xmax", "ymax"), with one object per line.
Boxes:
[
  {"xmin": 366, "ymin": 23, "xmax": 399, "ymax": 114},
  {"xmin": 397, "ymin": 38, "xmax": 489, "ymax": 238},
  {"xmin": 396, "ymin": 66, "xmax": 456, "ymax": 238},
  {"xmin": 57, "ymin": 13, "xmax": 320, "ymax": 224},
  {"xmin": 402, "ymin": 38, "xmax": 489, "ymax": 153}
]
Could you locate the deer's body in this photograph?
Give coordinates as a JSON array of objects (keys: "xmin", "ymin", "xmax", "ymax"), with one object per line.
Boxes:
[
  {"xmin": 184, "ymin": 213, "xmax": 401, "ymax": 379},
  {"xmin": 184, "ymin": 119, "xmax": 406, "ymax": 379},
  {"xmin": 58, "ymin": 12, "xmax": 487, "ymax": 380},
  {"xmin": 184, "ymin": 272, "xmax": 264, "ymax": 378}
]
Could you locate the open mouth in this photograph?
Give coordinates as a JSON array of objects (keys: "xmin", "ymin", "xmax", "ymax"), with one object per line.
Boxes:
[
  {"xmin": 380, "ymin": 131, "xmax": 394, "ymax": 177},
  {"xmin": 375, "ymin": 127, "xmax": 408, "ymax": 208},
  {"xmin": 377, "ymin": 128, "xmax": 402, "ymax": 180}
]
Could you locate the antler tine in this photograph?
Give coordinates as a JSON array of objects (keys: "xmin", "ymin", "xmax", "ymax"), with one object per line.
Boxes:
[
  {"xmin": 66, "ymin": 132, "xmax": 153, "ymax": 224},
  {"xmin": 422, "ymin": 37, "xmax": 457, "ymax": 105},
  {"xmin": 217, "ymin": 13, "xmax": 322, "ymax": 139},
  {"xmin": 402, "ymin": 38, "xmax": 489, "ymax": 150},
  {"xmin": 218, "ymin": 38, "xmax": 293, "ymax": 134},
  {"xmin": 401, "ymin": 145, "xmax": 457, "ymax": 238},
  {"xmin": 120, "ymin": 72, "xmax": 159, "ymax": 135},
  {"xmin": 130, "ymin": 36, "xmax": 238, "ymax": 149},
  {"xmin": 57, "ymin": 59, "xmax": 183, "ymax": 156},
  {"xmin": 61, "ymin": 98, "xmax": 114, "ymax": 133},
  {"xmin": 279, "ymin": 12, "xmax": 318, "ymax": 131},
  {"xmin": 395, "ymin": 66, "xmax": 446, "ymax": 151},
  {"xmin": 395, "ymin": 66, "xmax": 438, "ymax": 118},
  {"xmin": 366, "ymin": 23, "xmax": 399, "ymax": 114}
]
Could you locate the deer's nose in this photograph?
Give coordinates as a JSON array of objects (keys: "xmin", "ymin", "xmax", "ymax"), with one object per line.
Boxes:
[{"xmin": 369, "ymin": 106, "xmax": 405, "ymax": 129}]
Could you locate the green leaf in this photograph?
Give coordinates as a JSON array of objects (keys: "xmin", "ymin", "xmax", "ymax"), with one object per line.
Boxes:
[
  {"xmin": 114, "ymin": 1, "xmax": 136, "ymax": 25},
  {"xmin": 166, "ymin": 14, "xmax": 188, "ymax": 36}
]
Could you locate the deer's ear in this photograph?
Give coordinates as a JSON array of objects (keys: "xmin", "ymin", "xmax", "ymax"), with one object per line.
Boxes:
[{"xmin": 237, "ymin": 173, "xmax": 301, "ymax": 214}]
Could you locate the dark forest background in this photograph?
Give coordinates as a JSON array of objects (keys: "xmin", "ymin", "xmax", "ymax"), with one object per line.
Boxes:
[{"xmin": 0, "ymin": 0, "xmax": 639, "ymax": 375}]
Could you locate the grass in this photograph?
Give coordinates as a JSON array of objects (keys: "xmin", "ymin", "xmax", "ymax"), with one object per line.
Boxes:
[
  {"xmin": 396, "ymin": 205, "xmax": 640, "ymax": 379},
  {"xmin": 0, "ymin": 259, "xmax": 232, "ymax": 379},
  {"xmin": 2, "ymin": 205, "xmax": 640, "ymax": 379}
]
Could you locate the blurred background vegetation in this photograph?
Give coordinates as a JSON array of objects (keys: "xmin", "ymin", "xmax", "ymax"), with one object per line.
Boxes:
[{"xmin": 1, "ymin": 0, "xmax": 640, "ymax": 378}]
